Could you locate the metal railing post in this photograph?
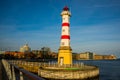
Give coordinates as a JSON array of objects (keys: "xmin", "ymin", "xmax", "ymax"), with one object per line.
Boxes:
[
  {"xmin": 20, "ymin": 71, "xmax": 24, "ymax": 80},
  {"xmin": 12, "ymin": 66, "xmax": 16, "ymax": 80}
]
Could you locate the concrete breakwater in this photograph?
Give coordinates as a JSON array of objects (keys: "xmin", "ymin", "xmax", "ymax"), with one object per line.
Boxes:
[
  {"xmin": 9, "ymin": 60, "xmax": 99, "ymax": 80},
  {"xmin": 38, "ymin": 66, "xmax": 99, "ymax": 80}
]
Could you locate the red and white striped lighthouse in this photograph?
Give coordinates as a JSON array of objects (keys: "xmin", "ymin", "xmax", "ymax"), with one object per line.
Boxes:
[
  {"xmin": 60, "ymin": 6, "xmax": 71, "ymax": 47},
  {"xmin": 58, "ymin": 6, "xmax": 72, "ymax": 65}
]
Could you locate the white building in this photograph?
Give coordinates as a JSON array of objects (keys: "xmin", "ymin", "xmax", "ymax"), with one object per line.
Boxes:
[{"xmin": 20, "ymin": 44, "xmax": 31, "ymax": 52}]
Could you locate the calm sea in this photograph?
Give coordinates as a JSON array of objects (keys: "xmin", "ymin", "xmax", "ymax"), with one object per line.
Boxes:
[{"xmin": 74, "ymin": 60, "xmax": 120, "ymax": 80}]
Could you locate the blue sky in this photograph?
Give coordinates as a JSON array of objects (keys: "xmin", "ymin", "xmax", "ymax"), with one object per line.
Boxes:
[{"xmin": 0, "ymin": 0, "xmax": 120, "ymax": 57}]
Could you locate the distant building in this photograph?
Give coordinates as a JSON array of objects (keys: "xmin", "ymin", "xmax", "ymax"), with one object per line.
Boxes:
[
  {"xmin": 41, "ymin": 47, "xmax": 51, "ymax": 55},
  {"xmin": 20, "ymin": 44, "xmax": 31, "ymax": 52},
  {"xmin": 4, "ymin": 51, "xmax": 24, "ymax": 58},
  {"xmin": 32, "ymin": 50, "xmax": 41, "ymax": 54},
  {"xmin": 72, "ymin": 53, "xmax": 78, "ymax": 60},
  {"xmin": 32, "ymin": 47, "xmax": 58, "ymax": 59},
  {"xmin": 103, "ymin": 55, "xmax": 116, "ymax": 59},
  {"xmin": 40, "ymin": 47, "xmax": 51, "ymax": 59},
  {"xmin": 94, "ymin": 55, "xmax": 103, "ymax": 60},
  {"xmin": 77, "ymin": 51, "xmax": 117, "ymax": 60},
  {"xmin": 77, "ymin": 52, "xmax": 95, "ymax": 60},
  {"xmin": 94, "ymin": 54, "xmax": 116, "ymax": 60},
  {"xmin": 32, "ymin": 50, "xmax": 42, "ymax": 58}
]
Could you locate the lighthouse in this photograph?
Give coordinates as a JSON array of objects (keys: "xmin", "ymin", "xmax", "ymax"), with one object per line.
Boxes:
[{"xmin": 58, "ymin": 6, "xmax": 72, "ymax": 65}]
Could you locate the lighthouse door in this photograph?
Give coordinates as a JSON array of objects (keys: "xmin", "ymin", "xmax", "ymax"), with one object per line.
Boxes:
[{"xmin": 60, "ymin": 57, "xmax": 64, "ymax": 66}]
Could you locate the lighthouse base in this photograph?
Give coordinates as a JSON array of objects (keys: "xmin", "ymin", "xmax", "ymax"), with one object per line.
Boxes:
[{"xmin": 58, "ymin": 46, "xmax": 72, "ymax": 66}]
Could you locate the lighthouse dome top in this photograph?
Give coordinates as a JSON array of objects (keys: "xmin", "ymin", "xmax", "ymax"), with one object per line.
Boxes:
[
  {"xmin": 61, "ymin": 6, "xmax": 71, "ymax": 16},
  {"xmin": 63, "ymin": 6, "xmax": 69, "ymax": 11}
]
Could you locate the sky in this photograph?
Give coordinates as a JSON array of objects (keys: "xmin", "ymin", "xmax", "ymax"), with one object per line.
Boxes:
[{"xmin": 0, "ymin": 0, "xmax": 120, "ymax": 57}]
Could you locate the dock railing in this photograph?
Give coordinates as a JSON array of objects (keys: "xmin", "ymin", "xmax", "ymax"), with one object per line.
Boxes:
[{"xmin": 2, "ymin": 59, "xmax": 45, "ymax": 80}]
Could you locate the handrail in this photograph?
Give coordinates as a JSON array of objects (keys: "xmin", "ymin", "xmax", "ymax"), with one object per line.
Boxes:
[
  {"xmin": 2, "ymin": 59, "xmax": 45, "ymax": 80},
  {"xmin": 13, "ymin": 64, "xmax": 45, "ymax": 80}
]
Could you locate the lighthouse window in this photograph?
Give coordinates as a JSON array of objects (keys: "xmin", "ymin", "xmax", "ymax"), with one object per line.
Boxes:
[
  {"xmin": 63, "ymin": 29, "xmax": 65, "ymax": 32},
  {"xmin": 62, "ymin": 42, "xmax": 64, "ymax": 45}
]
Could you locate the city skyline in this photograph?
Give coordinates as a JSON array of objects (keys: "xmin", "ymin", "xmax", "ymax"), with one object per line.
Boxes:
[{"xmin": 0, "ymin": 0, "xmax": 120, "ymax": 57}]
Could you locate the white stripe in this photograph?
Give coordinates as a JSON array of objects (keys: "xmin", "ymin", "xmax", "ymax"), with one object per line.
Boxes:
[
  {"xmin": 60, "ymin": 39, "xmax": 70, "ymax": 46},
  {"xmin": 62, "ymin": 15, "xmax": 70, "ymax": 23},
  {"xmin": 61, "ymin": 27, "xmax": 70, "ymax": 35}
]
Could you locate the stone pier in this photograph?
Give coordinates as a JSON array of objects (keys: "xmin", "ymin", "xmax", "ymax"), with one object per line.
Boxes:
[{"xmin": 38, "ymin": 64, "xmax": 99, "ymax": 80}]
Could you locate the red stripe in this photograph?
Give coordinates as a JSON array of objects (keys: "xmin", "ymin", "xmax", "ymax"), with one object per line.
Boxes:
[
  {"xmin": 62, "ymin": 23, "xmax": 70, "ymax": 27},
  {"xmin": 61, "ymin": 35, "xmax": 70, "ymax": 39}
]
